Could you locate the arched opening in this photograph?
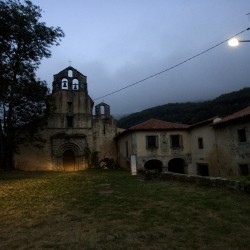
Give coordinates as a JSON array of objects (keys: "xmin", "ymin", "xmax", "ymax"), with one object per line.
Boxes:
[
  {"xmin": 100, "ymin": 105, "xmax": 105, "ymax": 115},
  {"xmin": 168, "ymin": 158, "xmax": 186, "ymax": 174},
  {"xmin": 68, "ymin": 70, "xmax": 73, "ymax": 77},
  {"xmin": 95, "ymin": 102, "xmax": 110, "ymax": 117},
  {"xmin": 61, "ymin": 78, "xmax": 68, "ymax": 89},
  {"xmin": 63, "ymin": 150, "xmax": 75, "ymax": 171},
  {"xmin": 144, "ymin": 159, "xmax": 163, "ymax": 172},
  {"xmin": 72, "ymin": 79, "xmax": 79, "ymax": 90}
]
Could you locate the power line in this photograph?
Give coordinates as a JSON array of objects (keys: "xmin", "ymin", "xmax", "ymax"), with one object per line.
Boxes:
[{"xmin": 94, "ymin": 27, "xmax": 250, "ymax": 101}]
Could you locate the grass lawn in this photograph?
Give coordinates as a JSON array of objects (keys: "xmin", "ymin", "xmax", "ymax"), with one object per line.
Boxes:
[{"xmin": 0, "ymin": 169, "xmax": 250, "ymax": 250}]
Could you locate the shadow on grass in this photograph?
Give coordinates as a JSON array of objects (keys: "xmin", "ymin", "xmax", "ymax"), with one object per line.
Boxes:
[{"xmin": 0, "ymin": 169, "xmax": 58, "ymax": 181}]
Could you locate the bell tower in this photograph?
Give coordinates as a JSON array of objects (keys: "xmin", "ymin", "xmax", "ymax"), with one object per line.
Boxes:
[
  {"xmin": 48, "ymin": 66, "xmax": 94, "ymax": 129},
  {"xmin": 47, "ymin": 67, "xmax": 95, "ymax": 171}
]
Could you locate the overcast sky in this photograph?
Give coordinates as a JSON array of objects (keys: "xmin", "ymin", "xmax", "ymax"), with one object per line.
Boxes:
[{"xmin": 32, "ymin": 0, "xmax": 250, "ymax": 115}]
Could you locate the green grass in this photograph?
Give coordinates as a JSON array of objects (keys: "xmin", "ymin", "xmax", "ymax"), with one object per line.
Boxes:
[
  {"xmin": 0, "ymin": 169, "xmax": 250, "ymax": 250},
  {"xmin": 230, "ymin": 175, "xmax": 250, "ymax": 184}
]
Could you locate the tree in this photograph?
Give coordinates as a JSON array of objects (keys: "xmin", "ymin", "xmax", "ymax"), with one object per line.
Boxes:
[{"xmin": 0, "ymin": 0, "xmax": 64, "ymax": 170}]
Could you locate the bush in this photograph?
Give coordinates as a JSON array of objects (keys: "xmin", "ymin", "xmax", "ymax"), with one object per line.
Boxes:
[{"xmin": 100, "ymin": 157, "xmax": 119, "ymax": 169}]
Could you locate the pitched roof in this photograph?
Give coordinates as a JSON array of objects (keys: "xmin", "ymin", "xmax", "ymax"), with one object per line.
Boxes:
[
  {"xmin": 128, "ymin": 119, "xmax": 189, "ymax": 130},
  {"xmin": 115, "ymin": 119, "xmax": 189, "ymax": 139},
  {"xmin": 213, "ymin": 106, "xmax": 250, "ymax": 125}
]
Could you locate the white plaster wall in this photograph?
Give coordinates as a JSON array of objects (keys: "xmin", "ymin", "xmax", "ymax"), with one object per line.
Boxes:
[{"xmin": 190, "ymin": 125, "xmax": 216, "ymax": 175}]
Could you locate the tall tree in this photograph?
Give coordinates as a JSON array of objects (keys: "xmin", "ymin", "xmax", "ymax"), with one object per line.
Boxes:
[{"xmin": 0, "ymin": 0, "xmax": 64, "ymax": 169}]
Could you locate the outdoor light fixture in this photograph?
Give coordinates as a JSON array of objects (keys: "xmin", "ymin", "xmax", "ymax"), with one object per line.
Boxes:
[{"xmin": 228, "ymin": 37, "xmax": 250, "ymax": 46}]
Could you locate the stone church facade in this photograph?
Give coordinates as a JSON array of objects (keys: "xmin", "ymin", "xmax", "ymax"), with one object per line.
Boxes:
[{"xmin": 15, "ymin": 67, "xmax": 117, "ymax": 171}]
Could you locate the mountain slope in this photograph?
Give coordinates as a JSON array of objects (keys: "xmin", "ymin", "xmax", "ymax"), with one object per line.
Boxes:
[{"xmin": 117, "ymin": 87, "xmax": 250, "ymax": 129}]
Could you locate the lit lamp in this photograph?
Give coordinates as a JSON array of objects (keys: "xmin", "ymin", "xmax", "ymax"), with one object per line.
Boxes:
[{"xmin": 228, "ymin": 37, "xmax": 250, "ymax": 46}]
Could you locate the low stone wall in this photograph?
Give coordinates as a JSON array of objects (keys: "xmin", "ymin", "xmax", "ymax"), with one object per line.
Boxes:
[{"xmin": 142, "ymin": 170, "xmax": 250, "ymax": 194}]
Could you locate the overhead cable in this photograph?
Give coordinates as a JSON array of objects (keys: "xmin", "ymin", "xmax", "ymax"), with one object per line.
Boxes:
[{"xmin": 94, "ymin": 27, "xmax": 250, "ymax": 101}]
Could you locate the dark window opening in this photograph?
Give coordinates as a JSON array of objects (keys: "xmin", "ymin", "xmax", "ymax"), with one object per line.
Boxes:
[
  {"xmin": 170, "ymin": 135, "xmax": 182, "ymax": 148},
  {"xmin": 146, "ymin": 136, "xmax": 158, "ymax": 149},
  {"xmin": 68, "ymin": 102, "xmax": 73, "ymax": 113},
  {"xmin": 197, "ymin": 164, "xmax": 209, "ymax": 176},
  {"xmin": 103, "ymin": 123, "xmax": 106, "ymax": 134},
  {"xmin": 125, "ymin": 141, "xmax": 129, "ymax": 158},
  {"xmin": 67, "ymin": 116, "xmax": 73, "ymax": 128},
  {"xmin": 238, "ymin": 128, "xmax": 247, "ymax": 142},
  {"xmin": 239, "ymin": 164, "xmax": 249, "ymax": 176},
  {"xmin": 198, "ymin": 137, "xmax": 204, "ymax": 149}
]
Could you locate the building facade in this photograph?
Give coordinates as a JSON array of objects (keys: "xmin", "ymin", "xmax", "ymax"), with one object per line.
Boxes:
[
  {"xmin": 15, "ymin": 67, "xmax": 117, "ymax": 171},
  {"xmin": 115, "ymin": 119, "xmax": 192, "ymax": 174},
  {"xmin": 14, "ymin": 66, "xmax": 250, "ymax": 177},
  {"xmin": 213, "ymin": 107, "xmax": 250, "ymax": 177},
  {"xmin": 116, "ymin": 107, "xmax": 250, "ymax": 177}
]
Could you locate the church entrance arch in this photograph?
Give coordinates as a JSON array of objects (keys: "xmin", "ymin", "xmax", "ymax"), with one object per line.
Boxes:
[
  {"xmin": 63, "ymin": 149, "xmax": 75, "ymax": 171},
  {"xmin": 168, "ymin": 158, "xmax": 186, "ymax": 174}
]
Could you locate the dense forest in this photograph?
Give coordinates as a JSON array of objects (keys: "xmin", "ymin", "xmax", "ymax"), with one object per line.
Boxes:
[{"xmin": 117, "ymin": 87, "xmax": 250, "ymax": 129}]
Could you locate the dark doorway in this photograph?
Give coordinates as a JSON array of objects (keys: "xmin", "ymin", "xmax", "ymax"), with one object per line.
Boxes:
[
  {"xmin": 239, "ymin": 164, "xmax": 249, "ymax": 176},
  {"xmin": 197, "ymin": 163, "xmax": 209, "ymax": 176},
  {"xmin": 168, "ymin": 158, "xmax": 186, "ymax": 174},
  {"xmin": 144, "ymin": 159, "xmax": 163, "ymax": 172},
  {"xmin": 63, "ymin": 150, "xmax": 75, "ymax": 171}
]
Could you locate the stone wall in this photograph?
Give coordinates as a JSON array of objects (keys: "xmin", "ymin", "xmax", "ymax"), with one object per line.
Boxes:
[{"xmin": 142, "ymin": 171, "xmax": 250, "ymax": 194}]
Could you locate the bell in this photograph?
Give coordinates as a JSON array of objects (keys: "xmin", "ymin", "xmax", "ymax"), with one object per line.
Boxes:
[
  {"xmin": 63, "ymin": 81, "xmax": 67, "ymax": 88},
  {"xmin": 73, "ymin": 83, "xmax": 77, "ymax": 90}
]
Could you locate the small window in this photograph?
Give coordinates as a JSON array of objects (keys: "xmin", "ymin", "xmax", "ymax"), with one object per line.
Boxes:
[
  {"xmin": 103, "ymin": 123, "xmax": 106, "ymax": 135},
  {"xmin": 239, "ymin": 164, "xmax": 249, "ymax": 176},
  {"xmin": 146, "ymin": 135, "xmax": 158, "ymax": 149},
  {"xmin": 238, "ymin": 128, "xmax": 247, "ymax": 142},
  {"xmin": 67, "ymin": 116, "xmax": 73, "ymax": 128},
  {"xmin": 170, "ymin": 135, "xmax": 182, "ymax": 149},
  {"xmin": 198, "ymin": 137, "xmax": 204, "ymax": 149},
  {"xmin": 67, "ymin": 102, "xmax": 73, "ymax": 113},
  {"xmin": 125, "ymin": 141, "xmax": 129, "ymax": 158}
]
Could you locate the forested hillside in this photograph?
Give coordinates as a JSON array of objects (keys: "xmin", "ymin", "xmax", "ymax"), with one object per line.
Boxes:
[{"xmin": 117, "ymin": 87, "xmax": 250, "ymax": 129}]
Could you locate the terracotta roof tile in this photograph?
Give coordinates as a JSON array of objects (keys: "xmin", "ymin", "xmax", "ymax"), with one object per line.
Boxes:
[
  {"xmin": 128, "ymin": 119, "xmax": 189, "ymax": 130},
  {"xmin": 213, "ymin": 106, "xmax": 250, "ymax": 125}
]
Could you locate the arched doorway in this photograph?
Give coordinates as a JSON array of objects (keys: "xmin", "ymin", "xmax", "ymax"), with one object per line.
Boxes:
[
  {"xmin": 168, "ymin": 158, "xmax": 186, "ymax": 174},
  {"xmin": 144, "ymin": 159, "xmax": 163, "ymax": 173},
  {"xmin": 63, "ymin": 150, "xmax": 75, "ymax": 171}
]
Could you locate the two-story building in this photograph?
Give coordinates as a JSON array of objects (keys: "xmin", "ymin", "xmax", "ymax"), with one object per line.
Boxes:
[
  {"xmin": 116, "ymin": 107, "xmax": 250, "ymax": 178},
  {"xmin": 115, "ymin": 119, "xmax": 191, "ymax": 173}
]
